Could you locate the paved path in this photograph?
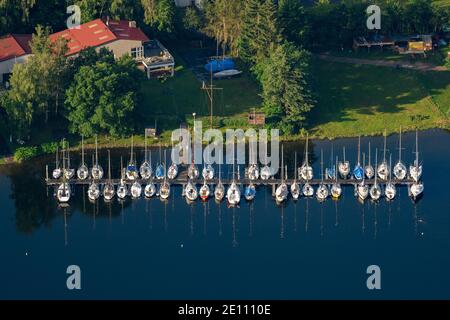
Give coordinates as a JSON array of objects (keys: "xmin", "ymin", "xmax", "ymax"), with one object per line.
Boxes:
[{"xmin": 317, "ymin": 54, "xmax": 448, "ymax": 72}]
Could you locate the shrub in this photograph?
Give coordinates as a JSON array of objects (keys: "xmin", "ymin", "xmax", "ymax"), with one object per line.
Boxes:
[
  {"xmin": 40, "ymin": 142, "xmax": 59, "ymax": 154},
  {"xmin": 14, "ymin": 146, "xmax": 39, "ymax": 162}
]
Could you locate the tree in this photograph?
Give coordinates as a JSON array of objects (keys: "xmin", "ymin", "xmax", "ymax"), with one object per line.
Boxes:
[
  {"xmin": 141, "ymin": 0, "xmax": 175, "ymax": 33},
  {"xmin": 65, "ymin": 55, "xmax": 143, "ymax": 138},
  {"xmin": 182, "ymin": 6, "xmax": 204, "ymax": 32},
  {"xmin": 259, "ymin": 41, "xmax": 314, "ymax": 134},
  {"xmin": 203, "ymin": 0, "xmax": 244, "ymax": 56},
  {"xmin": 238, "ymin": 0, "xmax": 279, "ymax": 65},
  {"xmin": 278, "ymin": 0, "xmax": 309, "ymax": 46},
  {"xmin": 0, "ymin": 0, "xmax": 37, "ymax": 34}
]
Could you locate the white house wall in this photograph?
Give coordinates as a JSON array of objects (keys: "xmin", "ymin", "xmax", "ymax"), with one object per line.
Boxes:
[{"xmin": 0, "ymin": 54, "xmax": 31, "ymax": 83}]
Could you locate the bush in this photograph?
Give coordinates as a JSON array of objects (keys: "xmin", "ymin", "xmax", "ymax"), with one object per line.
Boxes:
[
  {"xmin": 14, "ymin": 146, "xmax": 39, "ymax": 162},
  {"xmin": 40, "ymin": 142, "xmax": 59, "ymax": 154}
]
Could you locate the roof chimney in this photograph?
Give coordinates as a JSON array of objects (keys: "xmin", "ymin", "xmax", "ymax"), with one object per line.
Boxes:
[
  {"xmin": 129, "ymin": 21, "xmax": 136, "ymax": 28},
  {"xmin": 106, "ymin": 16, "xmax": 110, "ymax": 26}
]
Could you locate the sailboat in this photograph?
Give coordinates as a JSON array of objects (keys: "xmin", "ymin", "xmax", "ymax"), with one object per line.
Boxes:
[
  {"xmin": 393, "ymin": 127, "xmax": 407, "ymax": 180},
  {"xmin": 91, "ymin": 135, "xmax": 104, "ymax": 180},
  {"xmin": 117, "ymin": 157, "xmax": 128, "ymax": 200},
  {"xmin": 199, "ymin": 165, "xmax": 211, "ymax": 201},
  {"xmin": 144, "ymin": 151, "xmax": 156, "ymax": 198},
  {"xmin": 260, "ymin": 149, "xmax": 272, "ymax": 180},
  {"xmin": 325, "ymin": 145, "xmax": 336, "ymax": 180},
  {"xmin": 126, "ymin": 136, "xmax": 139, "ymax": 180},
  {"xmin": 353, "ymin": 136, "xmax": 364, "ymax": 180},
  {"xmin": 369, "ymin": 149, "xmax": 382, "ymax": 201},
  {"xmin": 290, "ymin": 152, "xmax": 301, "ymax": 200},
  {"xmin": 247, "ymin": 142, "xmax": 259, "ymax": 181},
  {"xmin": 77, "ymin": 136, "xmax": 89, "ymax": 180},
  {"xmin": 385, "ymin": 154, "xmax": 396, "ymax": 201},
  {"xmin": 214, "ymin": 163, "xmax": 225, "ymax": 202},
  {"xmin": 275, "ymin": 146, "xmax": 288, "ymax": 204},
  {"xmin": 185, "ymin": 180, "xmax": 198, "ymax": 202},
  {"xmin": 202, "ymin": 161, "xmax": 214, "ymax": 180},
  {"xmin": 63, "ymin": 142, "xmax": 75, "ymax": 180},
  {"xmin": 338, "ymin": 147, "xmax": 350, "ymax": 179},
  {"xmin": 409, "ymin": 130, "xmax": 423, "ymax": 182},
  {"xmin": 356, "ymin": 153, "xmax": 369, "ymax": 201},
  {"xmin": 331, "ymin": 156, "xmax": 342, "ymax": 199},
  {"xmin": 299, "ymin": 133, "xmax": 313, "ymax": 181},
  {"xmin": 88, "ymin": 154, "xmax": 100, "ymax": 201},
  {"xmin": 377, "ymin": 130, "xmax": 389, "ymax": 181},
  {"xmin": 52, "ymin": 146, "xmax": 62, "ymax": 179},
  {"xmin": 140, "ymin": 132, "xmax": 152, "ymax": 180},
  {"xmin": 167, "ymin": 161, "xmax": 179, "ymax": 180},
  {"xmin": 159, "ymin": 150, "xmax": 171, "ymax": 200},
  {"xmin": 316, "ymin": 149, "xmax": 329, "ymax": 201},
  {"xmin": 244, "ymin": 183, "xmax": 256, "ymax": 201},
  {"xmin": 56, "ymin": 151, "xmax": 71, "ymax": 203},
  {"xmin": 103, "ymin": 150, "xmax": 115, "ymax": 201},
  {"xmin": 226, "ymin": 159, "xmax": 241, "ymax": 206},
  {"xmin": 409, "ymin": 180, "xmax": 424, "ymax": 202},
  {"xmin": 364, "ymin": 142, "xmax": 375, "ymax": 179}
]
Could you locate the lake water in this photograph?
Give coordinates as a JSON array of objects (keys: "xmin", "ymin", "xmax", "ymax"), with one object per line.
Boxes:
[{"xmin": 1, "ymin": 129, "xmax": 449, "ymax": 299}]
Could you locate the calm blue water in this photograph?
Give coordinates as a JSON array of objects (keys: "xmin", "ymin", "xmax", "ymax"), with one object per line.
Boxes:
[{"xmin": 1, "ymin": 129, "xmax": 449, "ymax": 299}]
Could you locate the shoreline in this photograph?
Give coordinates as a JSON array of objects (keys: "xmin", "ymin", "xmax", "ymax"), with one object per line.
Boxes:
[{"xmin": 1, "ymin": 126, "xmax": 448, "ymax": 166}]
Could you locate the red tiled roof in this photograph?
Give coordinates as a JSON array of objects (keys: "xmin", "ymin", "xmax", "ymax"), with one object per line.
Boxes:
[
  {"xmin": 106, "ymin": 20, "xmax": 150, "ymax": 42},
  {"xmin": 50, "ymin": 19, "xmax": 149, "ymax": 56},
  {"xmin": 0, "ymin": 34, "xmax": 32, "ymax": 62}
]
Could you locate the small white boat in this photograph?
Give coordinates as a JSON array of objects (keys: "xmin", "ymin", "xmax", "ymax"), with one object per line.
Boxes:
[
  {"xmin": 370, "ymin": 149, "xmax": 382, "ymax": 201},
  {"xmin": 202, "ymin": 164, "xmax": 214, "ymax": 180},
  {"xmin": 385, "ymin": 155, "xmax": 396, "ymax": 201},
  {"xmin": 91, "ymin": 136, "xmax": 104, "ymax": 180},
  {"xmin": 103, "ymin": 151, "xmax": 115, "ymax": 201},
  {"xmin": 275, "ymin": 148, "xmax": 288, "ymax": 204},
  {"xmin": 290, "ymin": 152, "xmax": 301, "ymax": 200},
  {"xmin": 188, "ymin": 163, "xmax": 200, "ymax": 180},
  {"xmin": 377, "ymin": 130, "xmax": 389, "ymax": 181},
  {"xmin": 299, "ymin": 134, "xmax": 313, "ymax": 181},
  {"xmin": 200, "ymin": 183, "xmax": 210, "ymax": 201},
  {"xmin": 144, "ymin": 182, "xmax": 156, "ymax": 198},
  {"xmin": 356, "ymin": 153, "xmax": 369, "ymax": 201},
  {"xmin": 117, "ymin": 157, "xmax": 128, "ymax": 200},
  {"xmin": 302, "ymin": 182, "xmax": 314, "ymax": 197},
  {"xmin": 140, "ymin": 133, "xmax": 153, "ymax": 180},
  {"xmin": 213, "ymin": 69, "xmax": 242, "ymax": 78},
  {"xmin": 77, "ymin": 136, "xmax": 89, "ymax": 180},
  {"xmin": 125, "ymin": 136, "xmax": 139, "ymax": 181},
  {"xmin": 88, "ymin": 182, "xmax": 100, "ymax": 201},
  {"xmin": 245, "ymin": 183, "xmax": 256, "ymax": 201},
  {"xmin": 131, "ymin": 182, "xmax": 142, "ymax": 199},
  {"xmin": 185, "ymin": 180, "xmax": 198, "ymax": 202},
  {"xmin": 260, "ymin": 165, "xmax": 272, "ymax": 180},
  {"xmin": 364, "ymin": 142, "xmax": 375, "ymax": 179},
  {"xmin": 394, "ymin": 127, "xmax": 407, "ymax": 180},
  {"xmin": 409, "ymin": 181, "xmax": 424, "ymax": 201},
  {"xmin": 331, "ymin": 157, "xmax": 342, "ymax": 199},
  {"xmin": 159, "ymin": 181, "xmax": 170, "ymax": 200},
  {"xmin": 316, "ymin": 149, "xmax": 329, "ymax": 201},
  {"xmin": 338, "ymin": 147, "xmax": 350, "ymax": 179},
  {"xmin": 409, "ymin": 130, "xmax": 423, "ymax": 182},
  {"xmin": 167, "ymin": 163, "xmax": 179, "ymax": 180},
  {"xmin": 214, "ymin": 164, "xmax": 225, "ymax": 202},
  {"xmin": 247, "ymin": 164, "xmax": 259, "ymax": 181},
  {"xmin": 63, "ymin": 143, "xmax": 75, "ymax": 180},
  {"xmin": 52, "ymin": 146, "xmax": 62, "ymax": 179},
  {"xmin": 227, "ymin": 161, "xmax": 241, "ymax": 206},
  {"xmin": 57, "ymin": 183, "xmax": 71, "ymax": 203}
]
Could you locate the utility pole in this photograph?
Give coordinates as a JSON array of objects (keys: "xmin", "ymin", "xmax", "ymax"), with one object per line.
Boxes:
[{"xmin": 201, "ymin": 65, "xmax": 222, "ymax": 129}]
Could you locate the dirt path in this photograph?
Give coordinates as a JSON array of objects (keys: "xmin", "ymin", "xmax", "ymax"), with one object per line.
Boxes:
[{"xmin": 317, "ymin": 54, "xmax": 448, "ymax": 72}]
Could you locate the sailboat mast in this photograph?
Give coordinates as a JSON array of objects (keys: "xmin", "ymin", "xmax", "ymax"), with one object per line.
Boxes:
[
  {"xmin": 375, "ymin": 149, "xmax": 378, "ymax": 184},
  {"xmin": 362, "ymin": 153, "xmax": 366, "ymax": 183},
  {"xmin": 294, "ymin": 152, "xmax": 297, "ymax": 181},
  {"xmin": 130, "ymin": 136, "xmax": 134, "ymax": 164},
  {"xmin": 144, "ymin": 131, "xmax": 148, "ymax": 162},
  {"xmin": 398, "ymin": 127, "xmax": 402, "ymax": 162},
  {"xmin": 368, "ymin": 142, "xmax": 371, "ymax": 166},
  {"xmin": 305, "ymin": 134, "xmax": 309, "ymax": 165},
  {"xmin": 357, "ymin": 136, "xmax": 361, "ymax": 164},
  {"xmin": 81, "ymin": 136, "xmax": 85, "ymax": 165},
  {"xmin": 415, "ymin": 130, "xmax": 419, "ymax": 168},
  {"xmin": 321, "ymin": 149, "xmax": 324, "ymax": 183},
  {"xmin": 108, "ymin": 150, "xmax": 111, "ymax": 181},
  {"xmin": 95, "ymin": 135, "xmax": 98, "ymax": 167},
  {"xmin": 383, "ymin": 129, "xmax": 387, "ymax": 163}
]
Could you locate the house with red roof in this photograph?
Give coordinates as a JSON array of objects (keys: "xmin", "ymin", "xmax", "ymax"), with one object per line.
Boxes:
[
  {"xmin": 0, "ymin": 19, "xmax": 174, "ymax": 84},
  {"xmin": 0, "ymin": 34, "xmax": 32, "ymax": 85}
]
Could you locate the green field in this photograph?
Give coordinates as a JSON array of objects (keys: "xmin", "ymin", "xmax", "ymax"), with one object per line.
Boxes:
[{"xmin": 309, "ymin": 58, "xmax": 450, "ymax": 139}]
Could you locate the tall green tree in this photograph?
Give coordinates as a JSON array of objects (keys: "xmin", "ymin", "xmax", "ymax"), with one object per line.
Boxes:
[
  {"xmin": 238, "ymin": 0, "xmax": 279, "ymax": 65},
  {"xmin": 141, "ymin": 0, "xmax": 175, "ymax": 33},
  {"xmin": 76, "ymin": 0, "xmax": 138, "ymax": 22},
  {"xmin": 259, "ymin": 41, "xmax": 314, "ymax": 134},
  {"xmin": 65, "ymin": 55, "xmax": 143, "ymax": 138},
  {"xmin": 278, "ymin": 0, "xmax": 309, "ymax": 46}
]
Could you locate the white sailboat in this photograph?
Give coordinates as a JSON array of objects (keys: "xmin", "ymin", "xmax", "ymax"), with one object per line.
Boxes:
[
  {"xmin": 409, "ymin": 181, "xmax": 424, "ymax": 201},
  {"xmin": 260, "ymin": 150, "xmax": 272, "ymax": 181},
  {"xmin": 338, "ymin": 146, "xmax": 350, "ymax": 179},
  {"xmin": 56, "ymin": 152, "xmax": 71, "ymax": 203},
  {"xmin": 316, "ymin": 149, "xmax": 329, "ymax": 201},
  {"xmin": 214, "ymin": 163, "xmax": 225, "ymax": 202},
  {"xmin": 385, "ymin": 154, "xmax": 396, "ymax": 201},
  {"xmin": 331, "ymin": 156, "xmax": 342, "ymax": 199},
  {"xmin": 353, "ymin": 136, "xmax": 364, "ymax": 180},
  {"xmin": 126, "ymin": 136, "xmax": 139, "ymax": 181},
  {"xmin": 200, "ymin": 166, "xmax": 211, "ymax": 201},
  {"xmin": 290, "ymin": 152, "xmax": 301, "ymax": 200},
  {"xmin": 370, "ymin": 149, "xmax": 382, "ymax": 201},
  {"xmin": 409, "ymin": 130, "xmax": 423, "ymax": 182},
  {"xmin": 144, "ymin": 151, "xmax": 156, "ymax": 198},
  {"xmin": 140, "ymin": 132, "xmax": 152, "ymax": 180},
  {"xmin": 63, "ymin": 141, "xmax": 75, "ymax": 180},
  {"xmin": 227, "ymin": 160, "xmax": 241, "ymax": 206},
  {"xmin": 247, "ymin": 142, "xmax": 259, "ymax": 181},
  {"xmin": 377, "ymin": 130, "xmax": 389, "ymax": 181},
  {"xmin": 364, "ymin": 142, "xmax": 375, "ymax": 179},
  {"xmin": 275, "ymin": 146, "xmax": 288, "ymax": 204},
  {"xmin": 393, "ymin": 127, "xmax": 407, "ymax": 180},
  {"xmin": 91, "ymin": 135, "xmax": 104, "ymax": 180},
  {"xmin": 103, "ymin": 150, "xmax": 115, "ymax": 201},
  {"xmin": 52, "ymin": 146, "xmax": 62, "ymax": 179},
  {"xmin": 117, "ymin": 157, "xmax": 128, "ymax": 200},
  {"xmin": 77, "ymin": 136, "xmax": 89, "ymax": 180},
  {"xmin": 299, "ymin": 133, "xmax": 313, "ymax": 181},
  {"xmin": 185, "ymin": 180, "xmax": 198, "ymax": 202},
  {"xmin": 356, "ymin": 153, "xmax": 369, "ymax": 201},
  {"xmin": 159, "ymin": 151, "xmax": 171, "ymax": 200},
  {"xmin": 88, "ymin": 153, "xmax": 100, "ymax": 201}
]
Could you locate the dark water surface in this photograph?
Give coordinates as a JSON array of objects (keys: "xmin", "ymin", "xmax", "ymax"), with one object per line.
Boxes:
[{"xmin": 1, "ymin": 129, "xmax": 449, "ymax": 299}]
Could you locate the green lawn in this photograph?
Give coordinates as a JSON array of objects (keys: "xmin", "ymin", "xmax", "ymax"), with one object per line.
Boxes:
[{"xmin": 309, "ymin": 58, "xmax": 450, "ymax": 139}]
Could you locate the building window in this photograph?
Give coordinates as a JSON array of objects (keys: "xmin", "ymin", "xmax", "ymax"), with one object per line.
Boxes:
[{"xmin": 131, "ymin": 46, "xmax": 144, "ymax": 59}]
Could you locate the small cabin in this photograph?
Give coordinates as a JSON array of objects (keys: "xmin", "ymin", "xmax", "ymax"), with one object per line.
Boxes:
[
  {"xmin": 145, "ymin": 127, "xmax": 157, "ymax": 138},
  {"xmin": 248, "ymin": 112, "xmax": 265, "ymax": 126}
]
